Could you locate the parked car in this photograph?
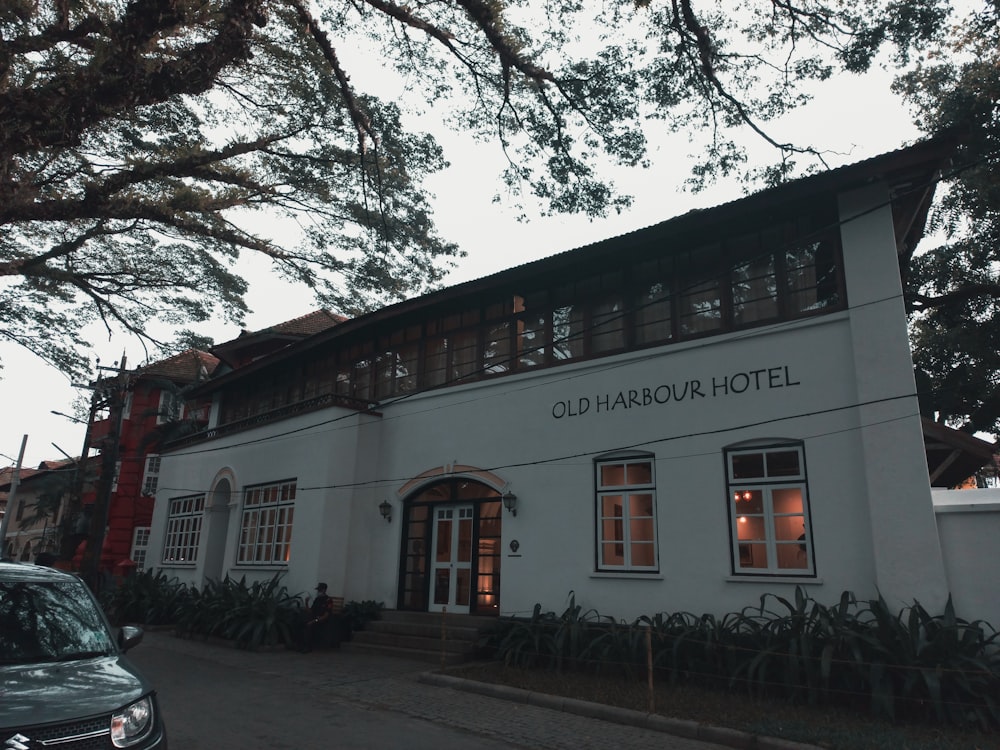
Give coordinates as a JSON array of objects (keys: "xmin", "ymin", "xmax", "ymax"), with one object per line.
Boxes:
[{"xmin": 0, "ymin": 561, "xmax": 167, "ymax": 749}]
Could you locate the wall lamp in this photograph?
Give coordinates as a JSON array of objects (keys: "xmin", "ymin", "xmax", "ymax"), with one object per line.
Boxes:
[
  {"xmin": 501, "ymin": 490, "xmax": 518, "ymax": 517},
  {"xmin": 378, "ymin": 500, "xmax": 393, "ymax": 523}
]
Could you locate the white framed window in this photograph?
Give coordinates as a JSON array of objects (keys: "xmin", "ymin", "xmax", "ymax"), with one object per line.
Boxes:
[
  {"xmin": 131, "ymin": 526, "xmax": 151, "ymax": 571},
  {"xmin": 157, "ymin": 390, "xmax": 182, "ymax": 424},
  {"xmin": 141, "ymin": 455, "xmax": 161, "ymax": 496},
  {"xmin": 161, "ymin": 494, "xmax": 205, "ymax": 564},
  {"xmin": 726, "ymin": 443, "xmax": 813, "ymax": 576},
  {"xmin": 237, "ymin": 479, "xmax": 296, "ymax": 566},
  {"xmin": 595, "ymin": 455, "xmax": 658, "ymax": 571}
]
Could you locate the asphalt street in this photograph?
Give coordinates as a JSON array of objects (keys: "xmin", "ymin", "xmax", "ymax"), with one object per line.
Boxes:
[{"xmin": 129, "ymin": 630, "xmax": 734, "ymax": 750}]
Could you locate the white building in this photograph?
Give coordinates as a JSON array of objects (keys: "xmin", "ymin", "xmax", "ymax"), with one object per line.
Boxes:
[{"xmin": 147, "ymin": 137, "xmax": 993, "ymax": 623}]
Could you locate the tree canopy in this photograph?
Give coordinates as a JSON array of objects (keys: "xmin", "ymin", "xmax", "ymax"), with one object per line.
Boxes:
[
  {"xmin": 0, "ymin": 0, "xmax": 977, "ymax": 412},
  {"xmin": 894, "ymin": 1, "xmax": 1000, "ymax": 436}
]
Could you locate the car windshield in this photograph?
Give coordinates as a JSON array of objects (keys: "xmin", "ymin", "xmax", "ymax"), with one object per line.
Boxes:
[{"xmin": 0, "ymin": 578, "xmax": 116, "ymax": 664}]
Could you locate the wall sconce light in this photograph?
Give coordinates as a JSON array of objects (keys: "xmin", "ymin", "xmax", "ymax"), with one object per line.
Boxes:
[
  {"xmin": 501, "ymin": 490, "xmax": 517, "ymax": 517},
  {"xmin": 378, "ymin": 500, "xmax": 393, "ymax": 523}
]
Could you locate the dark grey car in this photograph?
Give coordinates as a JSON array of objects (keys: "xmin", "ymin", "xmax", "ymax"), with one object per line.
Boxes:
[{"xmin": 0, "ymin": 562, "xmax": 167, "ymax": 749}]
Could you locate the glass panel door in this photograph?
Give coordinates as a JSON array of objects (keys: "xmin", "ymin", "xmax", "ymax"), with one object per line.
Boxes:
[{"xmin": 429, "ymin": 505, "xmax": 474, "ymax": 614}]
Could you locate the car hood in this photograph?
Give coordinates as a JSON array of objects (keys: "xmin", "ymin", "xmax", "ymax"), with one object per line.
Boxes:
[{"xmin": 0, "ymin": 655, "xmax": 151, "ymax": 728}]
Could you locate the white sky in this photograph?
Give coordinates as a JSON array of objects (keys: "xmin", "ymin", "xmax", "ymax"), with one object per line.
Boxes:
[{"xmin": 0, "ymin": 39, "xmax": 925, "ymax": 469}]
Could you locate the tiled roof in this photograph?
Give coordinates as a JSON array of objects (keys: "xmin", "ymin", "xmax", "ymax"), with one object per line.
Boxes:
[
  {"xmin": 266, "ymin": 309, "xmax": 347, "ymax": 336},
  {"xmin": 923, "ymin": 418, "xmax": 997, "ymax": 488},
  {"xmin": 190, "ymin": 136, "xmax": 957, "ymax": 395},
  {"xmin": 137, "ymin": 349, "xmax": 219, "ymax": 383},
  {"xmin": 209, "ymin": 310, "xmax": 346, "ymax": 369},
  {"xmin": 0, "ymin": 459, "xmax": 76, "ymax": 491},
  {"xmin": 223, "ymin": 309, "xmax": 346, "ymax": 344}
]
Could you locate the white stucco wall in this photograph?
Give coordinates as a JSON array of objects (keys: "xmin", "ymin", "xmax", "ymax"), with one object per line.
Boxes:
[
  {"xmin": 145, "ymin": 183, "xmax": 951, "ymax": 622},
  {"xmin": 838, "ymin": 183, "xmax": 949, "ymax": 613},
  {"xmin": 149, "ymin": 406, "xmax": 379, "ymax": 597},
  {"xmin": 933, "ymin": 488, "xmax": 1000, "ymax": 629},
  {"xmin": 152, "ymin": 317, "xmax": 901, "ymax": 617}
]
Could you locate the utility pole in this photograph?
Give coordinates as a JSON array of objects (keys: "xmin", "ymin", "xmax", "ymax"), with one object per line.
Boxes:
[
  {"xmin": 60, "ymin": 395, "xmax": 100, "ymax": 561},
  {"xmin": 0, "ymin": 434, "xmax": 28, "ymax": 559},
  {"xmin": 80, "ymin": 357, "xmax": 128, "ymax": 593}
]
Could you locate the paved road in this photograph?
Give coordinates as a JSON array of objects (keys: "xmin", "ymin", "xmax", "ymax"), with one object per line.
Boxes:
[{"xmin": 129, "ymin": 631, "xmax": 731, "ymax": 750}]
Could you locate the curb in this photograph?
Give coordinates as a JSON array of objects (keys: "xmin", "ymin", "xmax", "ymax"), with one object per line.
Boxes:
[{"xmin": 417, "ymin": 672, "xmax": 822, "ymax": 750}]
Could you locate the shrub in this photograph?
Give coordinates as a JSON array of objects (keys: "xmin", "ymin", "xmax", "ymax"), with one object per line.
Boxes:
[
  {"xmin": 175, "ymin": 574, "xmax": 303, "ymax": 650},
  {"xmin": 491, "ymin": 588, "xmax": 1000, "ymax": 729},
  {"xmin": 100, "ymin": 569, "xmax": 192, "ymax": 626},
  {"xmin": 343, "ymin": 599, "xmax": 384, "ymax": 631},
  {"xmin": 495, "ymin": 592, "xmax": 614, "ymax": 673}
]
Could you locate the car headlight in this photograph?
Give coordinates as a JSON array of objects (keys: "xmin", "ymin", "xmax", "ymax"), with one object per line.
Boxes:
[{"xmin": 110, "ymin": 695, "xmax": 154, "ymax": 748}]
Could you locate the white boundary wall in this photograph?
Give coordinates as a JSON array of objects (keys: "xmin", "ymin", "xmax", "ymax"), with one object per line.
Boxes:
[{"xmin": 933, "ymin": 488, "xmax": 1000, "ymax": 628}]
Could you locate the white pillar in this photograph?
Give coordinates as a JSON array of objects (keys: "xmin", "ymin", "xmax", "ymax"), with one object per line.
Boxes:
[{"xmin": 839, "ymin": 183, "xmax": 949, "ymax": 612}]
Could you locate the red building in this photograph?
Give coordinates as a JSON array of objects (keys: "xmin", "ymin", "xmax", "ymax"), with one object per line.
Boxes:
[
  {"xmin": 79, "ymin": 349, "xmax": 219, "ymax": 574},
  {"xmin": 75, "ymin": 312, "xmax": 343, "ymax": 577}
]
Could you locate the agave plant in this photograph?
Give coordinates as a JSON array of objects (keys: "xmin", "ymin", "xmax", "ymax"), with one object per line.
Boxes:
[
  {"xmin": 857, "ymin": 595, "xmax": 1000, "ymax": 728},
  {"xmin": 220, "ymin": 575, "xmax": 302, "ymax": 649},
  {"xmin": 171, "ymin": 574, "xmax": 303, "ymax": 650},
  {"xmin": 101, "ymin": 569, "xmax": 192, "ymax": 626},
  {"xmin": 496, "ymin": 588, "xmax": 1000, "ymax": 730}
]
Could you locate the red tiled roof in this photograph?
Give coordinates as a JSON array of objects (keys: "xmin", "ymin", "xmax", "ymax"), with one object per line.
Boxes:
[
  {"xmin": 0, "ymin": 459, "xmax": 76, "ymax": 491},
  {"xmin": 191, "ymin": 136, "xmax": 957, "ymax": 396},
  {"xmin": 222, "ymin": 309, "xmax": 346, "ymax": 345},
  {"xmin": 209, "ymin": 310, "xmax": 346, "ymax": 368},
  {"xmin": 137, "ymin": 349, "xmax": 219, "ymax": 383},
  {"xmin": 266, "ymin": 309, "xmax": 347, "ymax": 336}
]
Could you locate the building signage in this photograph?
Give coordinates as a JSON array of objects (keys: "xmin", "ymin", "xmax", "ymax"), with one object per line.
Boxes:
[{"xmin": 551, "ymin": 365, "xmax": 800, "ymax": 419}]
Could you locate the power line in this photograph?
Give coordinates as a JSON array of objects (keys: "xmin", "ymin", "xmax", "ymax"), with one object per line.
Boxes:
[
  {"xmin": 155, "ymin": 392, "xmax": 923, "ymax": 497},
  {"xmin": 118, "ymin": 281, "xmax": 924, "ymax": 470},
  {"xmin": 126, "ymin": 146, "xmax": 998, "ymax": 477}
]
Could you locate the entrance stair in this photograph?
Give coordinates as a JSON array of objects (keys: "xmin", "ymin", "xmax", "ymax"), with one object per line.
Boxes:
[{"xmin": 342, "ymin": 610, "xmax": 498, "ymax": 666}]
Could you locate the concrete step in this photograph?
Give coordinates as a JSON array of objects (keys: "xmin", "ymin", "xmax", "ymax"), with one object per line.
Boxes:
[
  {"xmin": 378, "ymin": 610, "xmax": 499, "ymax": 629},
  {"xmin": 344, "ymin": 610, "xmax": 499, "ymax": 664},
  {"xmin": 353, "ymin": 630, "xmax": 478, "ymax": 654},
  {"xmin": 365, "ymin": 619, "xmax": 482, "ymax": 642}
]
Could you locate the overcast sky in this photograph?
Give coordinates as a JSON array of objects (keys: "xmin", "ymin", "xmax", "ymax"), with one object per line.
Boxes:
[{"xmin": 0, "ymin": 42, "xmax": 926, "ymax": 470}]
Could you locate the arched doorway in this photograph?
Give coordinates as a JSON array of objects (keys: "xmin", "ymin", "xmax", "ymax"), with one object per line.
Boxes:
[
  {"xmin": 397, "ymin": 478, "xmax": 502, "ymax": 616},
  {"xmin": 202, "ymin": 476, "xmax": 233, "ymax": 583}
]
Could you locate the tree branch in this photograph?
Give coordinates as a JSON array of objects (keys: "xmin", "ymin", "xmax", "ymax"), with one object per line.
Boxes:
[{"xmin": 909, "ymin": 283, "xmax": 1000, "ymax": 311}]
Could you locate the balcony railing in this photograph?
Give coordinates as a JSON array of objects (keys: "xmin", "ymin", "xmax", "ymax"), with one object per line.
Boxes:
[{"xmin": 167, "ymin": 392, "xmax": 375, "ymax": 449}]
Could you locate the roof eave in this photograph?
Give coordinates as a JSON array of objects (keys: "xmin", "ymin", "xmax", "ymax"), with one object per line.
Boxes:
[{"xmin": 191, "ymin": 136, "xmax": 956, "ymax": 397}]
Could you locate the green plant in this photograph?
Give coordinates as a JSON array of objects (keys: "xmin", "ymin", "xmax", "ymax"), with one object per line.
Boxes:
[
  {"xmin": 492, "ymin": 589, "xmax": 1000, "ymax": 730},
  {"xmin": 856, "ymin": 594, "xmax": 1000, "ymax": 728},
  {"xmin": 174, "ymin": 574, "xmax": 303, "ymax": 650},
  {"xmin": 495, "ymin": 592, "xmax": 615, "ymax": 673},
  {"xmin": 100, "ymin": 569, "xmax": 192, "ymax": 626},
  {"xmin": 343, "ymin": 600, "xmax": 384, "ymax": 632}
]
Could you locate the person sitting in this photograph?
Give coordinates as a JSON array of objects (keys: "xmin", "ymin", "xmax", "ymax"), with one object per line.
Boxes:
[{"xmin": 299, "ymin": 582, "xmax": 335, "ymax": 652}]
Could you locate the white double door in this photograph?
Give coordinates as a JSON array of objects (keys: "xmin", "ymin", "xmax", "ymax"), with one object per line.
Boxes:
[{"xmin": 429, "ymin": 505, "xmax": 474, "ymax": 614}]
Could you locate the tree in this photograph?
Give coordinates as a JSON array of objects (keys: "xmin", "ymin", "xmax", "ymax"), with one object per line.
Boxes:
[
  {"xmin": 17, "ymin": 460, "xmax": 97, "ymax": 560},
  {"xmin": 1, "ymin": 0, "xmax": 953, "ymax": 380},
  {"xmin": 167, "ymin": 330, "xmax": 215, "ymax": 356},
  {"xmin": 893, "ymin": 1, "xmax": 1000, "ymax": 436},
  {"xmin": 18, "ymin": 469, "xmax": 73, "ymax": 532}
]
